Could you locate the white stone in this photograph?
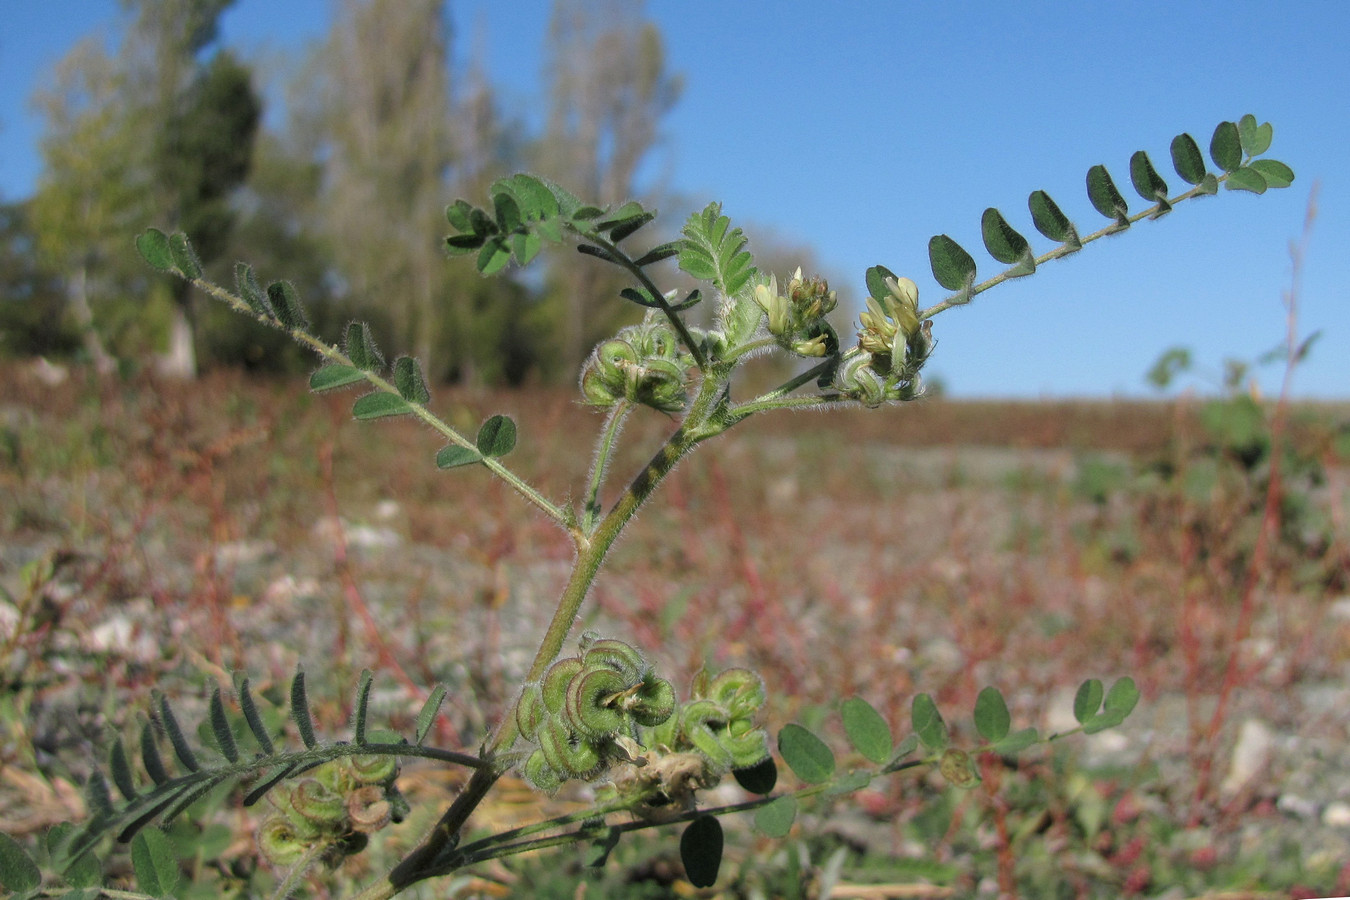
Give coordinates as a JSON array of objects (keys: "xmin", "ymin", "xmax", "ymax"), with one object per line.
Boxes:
[
  {"xmin": 1323, "ymin": 800, "xmax": 1350, "ymax": 827},
  {"xmin": 1220, "ymin": 718, "xmax": 1275, "ymax": 797}
]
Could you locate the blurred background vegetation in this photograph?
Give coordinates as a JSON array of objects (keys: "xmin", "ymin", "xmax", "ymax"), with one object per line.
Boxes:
[{"xmin": 0, "ymin": 0, "xmax": 770, "ymax": 386}]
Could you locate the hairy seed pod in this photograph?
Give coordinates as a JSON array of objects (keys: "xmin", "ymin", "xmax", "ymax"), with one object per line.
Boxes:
[
  {"xmin": 515, "ymin": 682, "xmax": 545, "ymax": 741},
  {"xmin": 313, "ymin": 759, "xmax": 351, "ymax": 795},
  {"xmin": 349, "ymin": 753, "xmax": 398, "ymax": 786},
  {"xmin": 524, "ymin": 747, "xmax": 562, "ymax": 793},
  {"xmin": 680, "ymin": 699, "xmax": 734, "ymax": 770},
  {"xmin": 289, "ymin": 777, "xmax": 347, "ymax": 827},
  {"xmin": 580, "ymin": 364, "xmax": 621, "ymax": 407},
  {"xmin": 537, "ymin": 716, "xmax": 604, "ymax": 780},
  {"xmin": 257, "ymin": 814, "xmax": 311, "ymax": 868},
  {"xmin": 541, "ymin": 657, "xmax": 585, "ymax": 714},
  {"xmin": 630, "ymin": 675, "xmax": 677, "ymax": 727},
  {"xmin": 595, "ymin": 339, "xmax": 638, "ymax": 381},
  {"xmin": 709, "ymin": 668, "xmax": 766, "ymax": 719},
  {"xmin": 721, "ymin": 726, "xmax": 770, "ymax": 770},
  {"xmin": 347, "ymin": 785, "xmax": 392, "ymax": 833},
  {"xmin": 566, "ymin": 666, "xmax": 629, "ymax": 738},
  {"xmin": 581, "ymin": 638, "xmax": 646, "ymax": 682}
]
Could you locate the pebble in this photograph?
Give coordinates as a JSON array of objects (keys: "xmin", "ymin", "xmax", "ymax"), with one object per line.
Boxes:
[
  {"xmin": 1323, "ymin": 801, "xmax": 1350, "ymax": 828},
  {"xmin": 1221, "ymin": 718, "xmax": 1274, "ymax": 797}
]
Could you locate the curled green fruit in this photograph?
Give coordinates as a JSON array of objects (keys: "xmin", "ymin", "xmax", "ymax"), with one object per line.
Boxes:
[
  {"xmin": 289, "ymin": 777, "xmax": 347, "ymax": 826},
  {"xmin": 537, "ymin": 716, "xmax": 605, "ymax": 780},
  {"xmin": 566, "ymin": 666, "xmax": 629, "ymax": 738},
  {"xmin": 257, "ymin": 814, "xmax": 311, "ymax": 868},
  {"xmin": 581, "ymin": 637, "xmax": 647, "ymax": 682},
  {"xmin": 347, "ymin": 785, "xmax": 392, "ymax": 833},
  {"xmin": 629, "ymin": 675, "xmax": 677, "ymax": 727},
  {"xmin": 524, "ymin": 747, "xmax": 562, "ymax": 793},
  {"xmin": 541, "ymin": 656, "xmax": 585, "ymax": 714},
  {"xmin": 515, "ymin": 682, "xmax": 546, "ymax": 741},
  {"xmin": 709, "ymin": 668, "xmax": 765, "ymax": 718},
  {"xmin": 349, "ymin": 753, "xmax": 398, "ymax": 786}
]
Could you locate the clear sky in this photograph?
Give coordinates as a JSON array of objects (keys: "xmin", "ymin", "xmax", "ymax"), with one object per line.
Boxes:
[{"xmin": 2, "ymin": 1, "xmax": 1346, "ymax": 398}]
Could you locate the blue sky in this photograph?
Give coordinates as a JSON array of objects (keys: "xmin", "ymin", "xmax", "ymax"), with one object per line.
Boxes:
[{"xmin": 1, "ymin": 1, "xmax": 1346, "ymax": 398}]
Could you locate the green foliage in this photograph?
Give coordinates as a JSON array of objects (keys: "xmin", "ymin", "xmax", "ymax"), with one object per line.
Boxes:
[{"xmin": 91, "ymin": 114, "xmax": 1289, "ymax": 895}]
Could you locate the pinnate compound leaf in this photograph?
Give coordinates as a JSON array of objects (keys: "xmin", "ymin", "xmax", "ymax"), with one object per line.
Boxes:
[
  {"xmin": 928, "ymin": 235, "xmax": 976, "ymax": 293},
  {"xmin": 436, "ymin": 445, "xmax": 481, "ymax": 469},
  {"xmin": 445, "ymin": 199, "xmax": 476, "ymax": 232},
  {"xmin": 394, "ymin": 356, "xmax": 431, "ymax": 404},
  {"xmin": 352, "ymin": 392, "xmax": 413, "ymax": 420},
  {"xmin": 266, "ymin": 281, "xmax": 308, "ymax": 331},
  {"xmin": 415, "ymin": 685, "xmax": 448, "ymax": 745},
  {"xmin": 136, "ymin": 228, "xmax": 174, "ymax": 272},
  {"xmin": 1237, "ymin": 114, "xmax": 1273, "ymax": 156},
  {"xmin": 310, "ymin": 365, "xmax": 366, "ymax": 393},
  {"xmin": 1225, "ymin": 166, "xmax": 1268, "ymax": 194},
  {"xmin": 733, "ymin": 756, "xmax": 778, "ymax": 794},
  {"xmin": 1086, "ymin": 165, "xmax": 1129, "ymax": 225},
  {"xmin": 493, "ymin": 191, "xmax": 522, "ymax": 233},
  {"xmin": 84, "ymin": 769, "xmax": 114, "ymax": 820},
  {"xmin": 209, "ymin": 688, "xmax": 239, "ymax": 763},
  {"xmin": 1249, "ymin": 159, "xmax": 1294, "ymax": 188},
  {"xmin": 512, "ymin": 231, "xmax": 542, "ymax": 266},
  {"xmin": 0, "ymin": 831, "xmax": 42, "ymax": 892},
  {"xmin": 755, "ymin": 795, "xmax": 797, "ymax": 838},
  {"xmin": 1028, "ymin": 191, "xmax": 1080, "ymax": 248},
  {"xmin": 980, "ymin": 208, "xmax": 1035, "ymax": 275},
  {"xmin": 607, "ymin": 211, "xmax": 657, "ymax": 243},
  {"xmin": 131, "ymin": 829, "xmax": 179, "ymax": 897},
  {"xmin": 1170, "ymin": 133, "xmax": 1208, "ymax": 185},
  {"xmin": 679, "ymin": 203, "xmax": 756, "ymax": 297},
  {"xmin": 841, "ymin": 697, "xmax": 892, "ymax": 765},
  {"xmin": 680, "ymin": 815, "xmax": 723, "ymax": 888},
  {"xmin": 974, "ymin": 686, "xmax": 1011, "ymax": 743},
  {"xmin": 1129, "ymin": 151, "xmax": 1170, "ymax": 207},
  {"xmin": 444, "ymin": 232, "xmax": 485, "ymax": 255},
  {"xmin": 778, "ymin": 723, "xmax": 836, "ymax": 783},
  {"xmin": 911, "ymin": 693, "xmax": 949, "ymax": 751},
  {"xmin": 476, "ymin": 415, "xmax": 517, "ymax": 457},
  {"xmin": 167, "ymin": 232, "xmax": 202, "ymax": 279},
  {"xmin": 291, "ymin": 669, "xmax": 317, "ymax": 750},
  {"xmin": 633, "ymin": 242, "xmax": 680, "ymax": 267},
  {"xmin": 1073, "ymin": 679, "xmax": 1104, "ymax": 725},
  {"xmin": 1210, "ymin": 121, "xmax": 1242, "ymax": 172}
]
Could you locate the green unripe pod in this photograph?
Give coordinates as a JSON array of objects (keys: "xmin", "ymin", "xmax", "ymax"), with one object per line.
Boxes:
[
  {"xmin": 537, "ymin": 715, "xmax": 605, "ymax": 780},
  {"xmin": 580, "ymin": 365, "xmax": 621, "ymax": 407},
  {"xmin": 289, "ymin": 777, "xmax": 347, "ymax": 827},
  {"xmin": 720, "ymin": 725, "xmax": 770, "ymax": 770},
  {"xmin": 680, "ymin": 699, "xmax": 734, "ymax": 771},
  {"xmin": 257, "ymin": 814, "xmax": 310, "ymax": 868},
  {"xmin": 709, "ymin": 668, "xmax": 766, "ymax": 719},
  {"xmin": 515, "ymin": 682, "xmax": 546, "ymax": 741},
  {"xmin": 541, "ymin": 657, "xmax": 585, "ymax": 714},
  {"xmin": 629, "ymin": 675, "xmax": 677, "ymax": 727},
  {"xmin": 349, "ymin": 752, "xmax": 398, "ymax": 786},
  {"xmin": 565, "ymin": 666, "xmax": 629, "ymax": 739},
  {"xmin": 524, "ymin": 747, "xmax": 562, "ymax": 793},
  {"xmin": 595, "ymin": 339, "xmax": 638, "ymax": 381},
  {"xmin": 581, "ymin": 637, "xmax": 646, "ymax": 682}
]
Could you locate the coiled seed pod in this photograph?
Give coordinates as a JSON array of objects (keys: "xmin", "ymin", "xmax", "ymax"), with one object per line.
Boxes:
[
  {"xmin": 709, "ymin": 668, "xmax": 766, "ymax": 719},
  {"xmin": 565, "ymin": 666, "xmax": 629, "ymax": 739},
  {"xmin": 514, "ymin": 682, "xmax": 546, "ymax": 741},
  {"xmin": 541, "ymin": 657, "xmax": 585, "ymax": 714},
  {"xmin": 289, "ymin": 777, "xmax": 347, "ymax": 827},
  {"xmin": 629, "ymin": 675, "xmax": 677, "ymax": 727},
  {"xmin": 721, "ymin": 724, "xmax": 770, "ymax": 770},
  {"xmin": 680, "ymin": 699, "xmax": 734, "ymax": 771},
  {"xmin": 349, "ymin": 752, "xmax": 398, "ymax": 786},
  {"xmin": 257, "ymin": 815, "xmax": 309, "ymax": 868},
  {"xmin": 581, "ymin": 637, "xmax": 646, "ymax": 682},
  {"xmin": 524, "ymin": 747, "xmax": 562, "ymax": 793},
  {"xmin": 537, "ymin": 716, "xmax": 605, "ymax": 780},
  {"xmin": 347, "ymin": 785, "xmax": 392, "ymax": 833}
]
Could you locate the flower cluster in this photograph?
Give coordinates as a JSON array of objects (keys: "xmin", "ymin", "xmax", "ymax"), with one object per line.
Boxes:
[
  {"xmin": 839, "ymin": 274, "xmax": 934, "ymax": 406},
  {"xmin": 516, "ymin": 635, "xmax": 678, "ymax": 792},
  {"xmin": 256, "ymin": 754, "xmax": 407, "ymax": 869},
  {"xmin": 752, "ymin": 267, "xmax": 840, "ymax": 358},
  {"xmin": 579, "ymin": 314, "xmax": 693, "ymax": 413}
]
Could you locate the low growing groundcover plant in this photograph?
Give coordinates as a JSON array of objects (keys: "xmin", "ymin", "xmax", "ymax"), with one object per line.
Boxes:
[{"xmin": 0, "ymin": 115, "xmax": 1297, "ymax": 898}]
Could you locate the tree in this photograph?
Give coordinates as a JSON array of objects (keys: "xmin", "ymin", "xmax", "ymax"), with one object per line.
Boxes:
[
  {"xmin": 534, "ymin": 0, "xmax": 682, "ymax": 374},
  {"xmin": 29, "ymin": 0, "xmax": 257, "ymax": 377},
  {"xmin": 0, "ymin": 201, "xmax": 75, "ymax": 358}
]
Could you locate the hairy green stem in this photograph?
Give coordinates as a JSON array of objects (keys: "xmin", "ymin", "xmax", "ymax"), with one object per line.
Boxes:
[{"xmin": 582, "ymin": 400, "xmax": 631, "ymax": 532}]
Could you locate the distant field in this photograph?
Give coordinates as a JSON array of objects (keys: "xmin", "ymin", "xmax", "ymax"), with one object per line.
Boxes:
[{"xmin": 2, "ymin": 362, "xmax": 1348, "ymax": 897}]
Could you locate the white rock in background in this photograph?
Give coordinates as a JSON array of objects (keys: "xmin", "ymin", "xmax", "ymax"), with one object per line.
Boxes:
[
  {"xmin": 1322, "ymin": 800, "xmax": 1350, "ymax": 827},
  {"xmin": 1221, "ymin": 718, "xmax": 1275, "ymax": 797}
]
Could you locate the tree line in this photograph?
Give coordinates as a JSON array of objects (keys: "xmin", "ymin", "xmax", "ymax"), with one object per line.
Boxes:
[{"xmin": 0, "ymin": 0, "xmax": 681, "ymax": 384}]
